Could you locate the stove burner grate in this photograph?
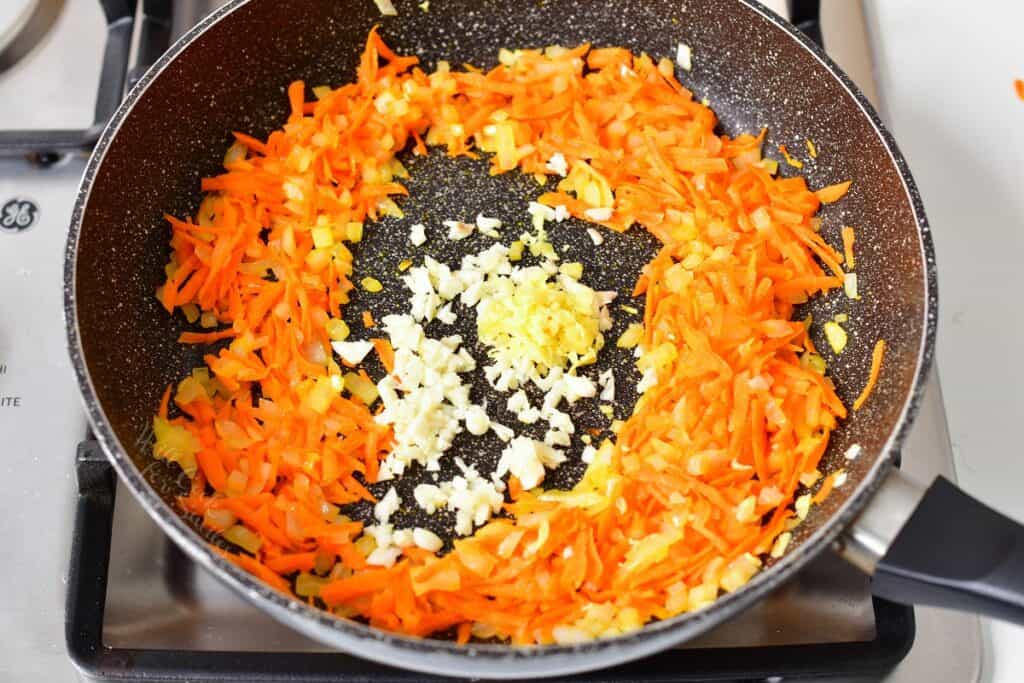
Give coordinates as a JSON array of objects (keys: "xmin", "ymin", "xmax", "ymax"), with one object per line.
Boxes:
[{"xmin": 68, "ymin": 442, "xmax": 914, "ymax": 683}]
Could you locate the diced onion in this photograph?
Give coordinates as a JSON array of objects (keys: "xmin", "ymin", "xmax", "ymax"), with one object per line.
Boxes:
[
  {"xmin": 344, "ymin": 372, "xmax": 379, "ymax": 405},
  {"xmin": 373, "ymin": 0, "xmax": 398, "ymax": 16},
  {"xmin": 844, "ymin": 272, "xmax": 859, "ymax": 299},
  {"xmin": 675, "ymin": 43, "xmax": 693, "ymax": 71},
  {"xmin": 296, "ymin": 572, "xmax": 326, "ymax": 597},
  {"xmin": 770, "ymin": 532, "xmax": 792, "ymax": 559},
  {"xmin": 223, "ymin": 524, "xmax": 262, "ymax": 554},
  {"xmin": 823, "ymin": 321, "xmax": 848, "ymax": 354}
]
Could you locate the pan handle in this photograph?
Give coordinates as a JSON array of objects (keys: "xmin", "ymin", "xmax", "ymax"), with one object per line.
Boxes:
[
  {"xmin": 126, "ymin": 0, "xmax": 174, "ymax": 91},
  {"xmin": 838, "ymin": 468, "xmax": 1024, "ymax": 625},
  {"xmin": 787, "ymin": 0, "xmax": 824, "ymax": 49}
]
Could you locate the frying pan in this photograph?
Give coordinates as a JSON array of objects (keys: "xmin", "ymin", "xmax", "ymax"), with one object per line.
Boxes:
[{"xmin": 63, "ymin": 0, "xmax": 1024, "ymax": 677}]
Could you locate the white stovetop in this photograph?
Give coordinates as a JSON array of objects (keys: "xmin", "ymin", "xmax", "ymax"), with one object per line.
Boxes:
[
  {"xmin": 0, "ymin": 2, "xmax": 104, "ymax": 681},
  {"xmin": 865, "ymin": 0, "xmax": 1024, "ymax": 680}
]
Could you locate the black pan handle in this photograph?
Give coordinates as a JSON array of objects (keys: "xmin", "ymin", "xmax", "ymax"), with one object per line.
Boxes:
[
  {"xmin": 839, "ymin": 469, "xmax": 1024, "ymax": 625},
  {"xmin": 787, "ymin": 0, "xmax": 824, "ymax": 49},
  {"xmin": 126, "ymin": 0, "xmax": 174, "ymax": 91}
]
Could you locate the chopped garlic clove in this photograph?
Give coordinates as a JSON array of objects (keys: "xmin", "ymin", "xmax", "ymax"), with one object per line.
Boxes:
[
  {"xmin": 444, "ymin": 220, "xmax": 475, "ymax": 240},
  {"xmin": 331, "ymin": 340, "xmax": 374, "ymax": 364},
  {"xmin": 464, "ymin": 405, "xmax": 491, "ymax": 435},
  {"xmin": 545, "ymin": 152, "xmax": 569, "ymax": 177},
  {"xmin": 491, "ymin": 422, "xmax": 514, "ymax": 442},
  {"xmin": 497, "ymin": 436, "xmax": 566, "ymax": 490},
  {"xmin": 374, "ymin": 487, "xmax": 401, "ymax": 525},
  {"xmin": 409, "ymin": 223, "xmax": 427, "ymax": 246},
  {"xmin": 676, "ymin": 42, "xmax": 693, "ymax": 71},
  {"xmin": 476, "ymin": 214, "xmax": 502, "ymax": 231},
  {"xmin": 412, "ymin": 527, "xmax": 443, "ymax": 552}
]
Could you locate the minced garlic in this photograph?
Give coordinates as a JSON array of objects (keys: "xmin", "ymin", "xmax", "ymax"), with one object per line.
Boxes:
[{"xmin": 476, "ymin": 260, "xmax": 607, "ymax": 382}]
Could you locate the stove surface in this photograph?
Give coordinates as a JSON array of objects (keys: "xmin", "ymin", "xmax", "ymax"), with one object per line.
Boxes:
[{"xmin": 0, "ymin": 1, "xmax": 984, "ymax": 681}]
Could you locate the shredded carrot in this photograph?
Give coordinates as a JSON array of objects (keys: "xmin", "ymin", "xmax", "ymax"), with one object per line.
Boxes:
[
  {"xmin": 232, "ymin": 131, "xmax": 268, "ymax": 155},
  {"xmin": 1016, "ymin": 79, "xmax": 1024, "ymax": 101},
  {"xmin": 264, "ymin": 552, "xmax": 318, "ymax": 574},
  {"xmin": 158, "ymin": 384, "xmax": 171, "ymax": 419},
  {"xmin": 216, "ymin": 547, "xmax": 292, "ymax": 594},
  {"xmin": 805, "ymin": 138, "xmax": 818, "ymax": 159},
  {"xmin": 151, "ymin": 29, "xmax": 860, "ymax": 645},
  {"xmin": 812, "ymin": 472, "xmax": 838, "ymax": 504},
  {"xmin": 779, "ymin": 143, "xmax": 804, "ymax": 169},
  {"xmin": 853, "ymin": 339, "xmax": 886, "ymax": 410},
  {"xmin": 815, "ymin": 180, "xmax": 852, "ymax": 204},
  {"xmin": 841, "ymin": 226, "xmax": 856, "ymax": 268},
  {"xmin": 372, "ymin": 338, "xmax": 395, "ymax": 373},
  {"xmin": 178, "ymin": 328, "xmax": 236, "ymax": 344}
]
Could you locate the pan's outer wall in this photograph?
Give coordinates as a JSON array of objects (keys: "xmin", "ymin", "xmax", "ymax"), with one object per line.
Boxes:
[{"xmin": 66, "ymin": 0, "xmax": 935, "ymax": 677}]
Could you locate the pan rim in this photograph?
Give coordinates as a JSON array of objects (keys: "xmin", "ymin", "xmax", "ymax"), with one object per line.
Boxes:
[{"xmin": 63, "ymin": 0, "xmax": 937, "ymax": 677}]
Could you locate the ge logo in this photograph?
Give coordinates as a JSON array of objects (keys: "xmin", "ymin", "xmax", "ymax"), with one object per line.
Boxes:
[{"xmin": 0, "ymin": 198, "xmax": 38, "ymax": 233}]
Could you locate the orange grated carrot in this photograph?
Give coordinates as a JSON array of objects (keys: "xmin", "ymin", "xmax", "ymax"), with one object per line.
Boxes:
[
  {"xmin": 841, "ymin": 226, "xmax": 856, "ymax": 268},
  {"xmin": 372, "ymin": 338, "xmax": 395, "ymax": 373},
  {"xmin": 217, "ymin": 547, "xmax": 292, "ymax": 594},
  {"xmin": 812, "ymin": 472, "xmax": 838, "ymax": 504},
  {"xmin": 362, "ymin": 310, "xmax": 376, "ymax": 328},
  {"xmin": 1016, "ymin": 79, "xmax": 1024, "ymax": 101},
  {"xmin": 158, "ymin": 384, "xmax": 172, "ymax": 419},
  {"xmin": 178, "ymin": 329, "xmax": 236, "ymax": 344},
  {"xmin": 778, "ymin": 143, "xmax": 804, "ymax": 169},
  {"xmin": 805, "ymin": 138, "xmax": 818, "ymax": 158},
  {"xmin": 815, "ymin": 180, "xmax": 852, "ymax": 204},
  {"xmin": 853, "ymin": 339, "xmax": 886, "ymax": 410}
]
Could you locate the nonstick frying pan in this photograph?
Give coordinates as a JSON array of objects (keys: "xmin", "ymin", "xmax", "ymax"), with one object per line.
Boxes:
[{"xmin": 64, "ymin": 0, "xmax": 1024, "ymax": 678}]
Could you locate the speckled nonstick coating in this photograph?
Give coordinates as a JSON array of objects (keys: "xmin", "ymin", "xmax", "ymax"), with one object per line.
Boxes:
[{"xmin": 64, "ymin": 0, "xmax": 936, "ymax": 677}]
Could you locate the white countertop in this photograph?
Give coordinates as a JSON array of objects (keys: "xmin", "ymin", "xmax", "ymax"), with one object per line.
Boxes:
[{"xmin": 865, "ymin": 1, "xmax": 1024, "ymax": 680}]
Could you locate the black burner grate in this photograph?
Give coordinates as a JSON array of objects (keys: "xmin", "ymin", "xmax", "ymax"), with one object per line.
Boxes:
[{"xmin": 67, "ymin": 442, "xmax": 913, "ymax": 683}]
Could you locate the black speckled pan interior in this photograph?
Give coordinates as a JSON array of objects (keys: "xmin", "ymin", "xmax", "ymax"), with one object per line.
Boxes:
[{"xmin": 65, "ymin": 0, "xmax": 935, "ymax": 677}]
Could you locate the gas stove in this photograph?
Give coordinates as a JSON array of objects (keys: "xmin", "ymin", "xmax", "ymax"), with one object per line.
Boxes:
[{"xmin": 0, "ymin": 1, "xmax": 985, "ymax": 681}]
